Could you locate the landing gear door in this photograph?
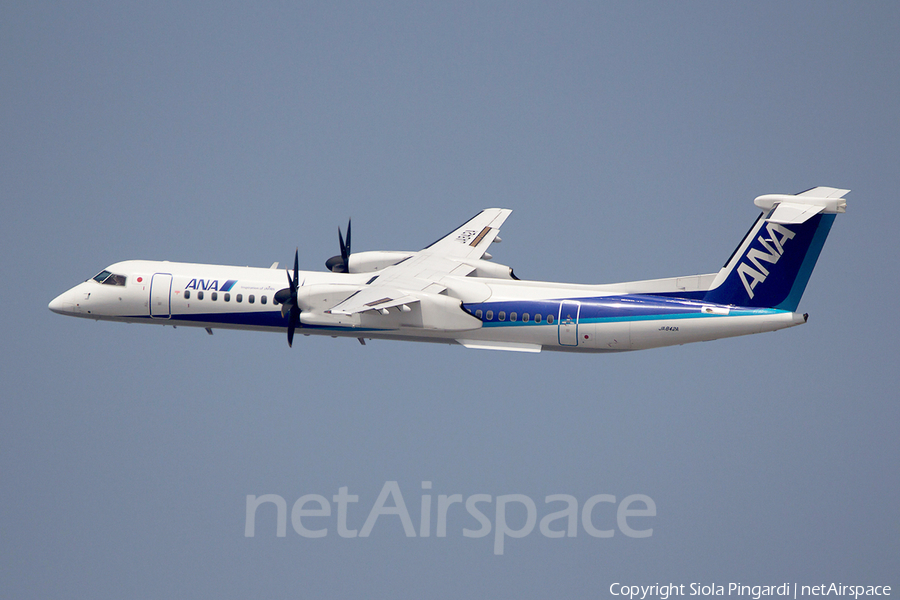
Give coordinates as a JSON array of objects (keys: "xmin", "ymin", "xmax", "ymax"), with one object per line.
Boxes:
[
  {"xmin": 558, "ymin": 300, "xmax": 580, "ymax": 346},
  {"xmin": 150, "ymin": 273, "xmax": 173, "ymax": 319}
]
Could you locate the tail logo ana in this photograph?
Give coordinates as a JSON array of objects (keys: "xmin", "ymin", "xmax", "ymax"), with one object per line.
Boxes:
[{"xmin": 736, "ymin": 222, "xmax": 796, "ymax": 299}]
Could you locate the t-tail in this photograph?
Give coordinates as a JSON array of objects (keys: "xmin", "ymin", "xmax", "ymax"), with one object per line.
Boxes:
[{"xmin": 703, "ymin": 187, "xmax": 848, "ymax": 311}]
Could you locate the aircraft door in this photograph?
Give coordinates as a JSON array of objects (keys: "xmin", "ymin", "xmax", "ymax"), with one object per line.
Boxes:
[
  {"xmin": 150, "ymin": 273, "xmax": 173, "ymax": 319},
  {"xmin": 558, "ymin": 300, "xmax": 580, "ymax": 346}
]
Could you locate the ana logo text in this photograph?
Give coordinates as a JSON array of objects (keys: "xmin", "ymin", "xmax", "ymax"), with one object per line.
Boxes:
[
  {"xmin": 736, "ymin": 222, "xmax": 796, "ymax": 299},
  {"xmin": 185, "ymin": 279, "xmax": 237, "ymax": 292}
]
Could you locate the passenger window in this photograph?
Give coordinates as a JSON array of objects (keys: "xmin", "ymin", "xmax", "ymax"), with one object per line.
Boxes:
[
  {"xmin": 523, "ymin": 313, "xmax": 530, "ymax": 322},
  {"xmin": 211, "ymin": 292, "xmax": 217, "ymax": 301},
  {"xmin": 498, "ymin": 311, "xmax": 506, "ymax": 321},
  {"xmin": 184, "ymin": 290, "xmax": 191, "ymax": 300},
  {"xmin": 510, "ymin": 312, "xmax": 517, "ymax": 322},
  {"xmin": 548, "ymin": 314, "xmax": 554, "ymax": 324},
  {"xmin": 261, "ymin": 295, "xmax": 267, "ymax": 305},
  {"xmin": 198, "ymin": 291, "xmax": 204, "ymax": 300},
  {"xmin": 475, "ymin": 309, "xmax": 483, "ymax": 319},
  {"xmin": 237, "ymin": 294, "xmax": 243, "ymax": 303},
  {"xmin": 486, "ymin": 310, "xmax": 494, "ymax": 321},
  {"xmin": 224, "ymin": 293, "xmax": 230, "ymax": 302},
  {"xmin": 249, "ymin": 295, "xmax": 255, "ymax": 304},
  {"xmin": 535, "ymin": 314, "xmax": 542, "ymax": 323}
]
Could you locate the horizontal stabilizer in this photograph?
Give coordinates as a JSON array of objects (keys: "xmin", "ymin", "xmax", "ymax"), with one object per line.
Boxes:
[
  {"xmin": 796, "ymin": 186, "xmax": 850, "ymax": 199},
  {"xmin": 755, "ymin": 187, "xmax": 848, "ymax": 224},
  {"xmin": 767, "ymin": 202, "xmax": 826, "ymax": 224}
]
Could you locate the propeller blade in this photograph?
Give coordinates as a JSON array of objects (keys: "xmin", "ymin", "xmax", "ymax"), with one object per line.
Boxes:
[
  {"xmin": 280, "ymin": 248, "xmax": 302, "ymax": 347},
  {"xmin": 328, "ymin": 219, "xmax": 353, "ymax": 273},
  {"xmin": 292, "ymin": 248, "xmax": 299, "ymax": 295},
  {"xmin": 344, "ymin": 219, "xmax": 351, "ymax": 262}
]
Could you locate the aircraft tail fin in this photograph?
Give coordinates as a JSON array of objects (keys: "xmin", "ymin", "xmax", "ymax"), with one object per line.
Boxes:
[{"xmin": 703, "ymin": 187, "xmax": 848, "ymax": 311}]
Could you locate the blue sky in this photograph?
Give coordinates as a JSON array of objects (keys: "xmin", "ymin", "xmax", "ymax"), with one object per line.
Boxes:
[{"xmin": 2, "ymin": 2, "xmax": 898, "ymax": 597}]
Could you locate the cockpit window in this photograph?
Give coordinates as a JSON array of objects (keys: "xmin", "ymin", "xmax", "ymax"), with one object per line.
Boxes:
[{"xmin": 92, "ymin": 270, "xmax": 126, "ymax": 286}]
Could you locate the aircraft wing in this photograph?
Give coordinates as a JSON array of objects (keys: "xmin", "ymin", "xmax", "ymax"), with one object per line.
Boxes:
[
  {"xmin": 326, "ymin": 208, "xmax": 512, "ymax": 315},
  {"xmin": 420, "ymin": 208, "xmax": 512, "ymax": 260},
  {"xmin": 324, "ymin": 208, "xmax": 511, "ymax": 316}
]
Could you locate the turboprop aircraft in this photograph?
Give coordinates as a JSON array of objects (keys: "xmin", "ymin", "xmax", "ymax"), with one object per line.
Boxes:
[{"xmin": 49, "ymin": 187, "xmax": 847, "ymax": 353}]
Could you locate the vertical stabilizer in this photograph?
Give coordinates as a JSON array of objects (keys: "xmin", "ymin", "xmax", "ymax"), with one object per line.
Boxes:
[{"xmin": 703, "ymin": 187, "xmax": 847, "ymax": 311}]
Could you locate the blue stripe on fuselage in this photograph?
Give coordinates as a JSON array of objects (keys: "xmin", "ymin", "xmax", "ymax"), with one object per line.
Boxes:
[{"xmin": 463, "ymin": 295, "xmax": 779, "ymax": 327}]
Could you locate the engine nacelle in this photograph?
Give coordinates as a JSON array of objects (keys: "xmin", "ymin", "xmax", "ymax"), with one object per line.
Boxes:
[
  {"xmin": 460, "ymin": 258, "xmax": 518, "ymax": 280},
  {"xmin": 331, "ymin": 251, "xmax": 517, "ymax": 280},
  {"xmin": 296, "ymin": 284, "xmax": 359, "ymax": 312},
  {"xmin": 346, "ymin": 251, "xmax": 415, "ymax": 273}
]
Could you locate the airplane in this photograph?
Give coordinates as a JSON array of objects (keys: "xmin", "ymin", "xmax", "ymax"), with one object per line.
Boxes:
[{"xmin": 49, "ymin": 186, "xmax": 848, "ymax": 353}]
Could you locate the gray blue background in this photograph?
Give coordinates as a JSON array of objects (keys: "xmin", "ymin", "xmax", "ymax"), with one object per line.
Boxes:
[{"xmin": 2, "ymin": 2, "xmax": 898, "ymax": 597}]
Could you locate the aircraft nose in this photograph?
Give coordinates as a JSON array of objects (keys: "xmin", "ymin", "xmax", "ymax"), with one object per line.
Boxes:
[{"xmin": 49, "ymin": 290, "xmax": 74, "ymax": 315}]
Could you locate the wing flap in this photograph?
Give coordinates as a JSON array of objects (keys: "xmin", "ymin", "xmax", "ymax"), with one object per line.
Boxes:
[{"xmin": 328, "ymin": 286, "xmax": 421, "ymax": 315}]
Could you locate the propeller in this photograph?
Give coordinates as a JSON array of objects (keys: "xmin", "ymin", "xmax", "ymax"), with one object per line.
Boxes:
[
  {"xmin": 325, "ymin": 219, "xmax": 351, "ymax": 273},
  {"xmin": 274, "ymin": 248, "xmax": 302, "ymax": 347}
]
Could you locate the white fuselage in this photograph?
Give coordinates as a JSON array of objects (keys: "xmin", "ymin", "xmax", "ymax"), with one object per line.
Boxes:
[{"xmin": 49, "ymin": 259, "xmax": 806, "ymax": 353}]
